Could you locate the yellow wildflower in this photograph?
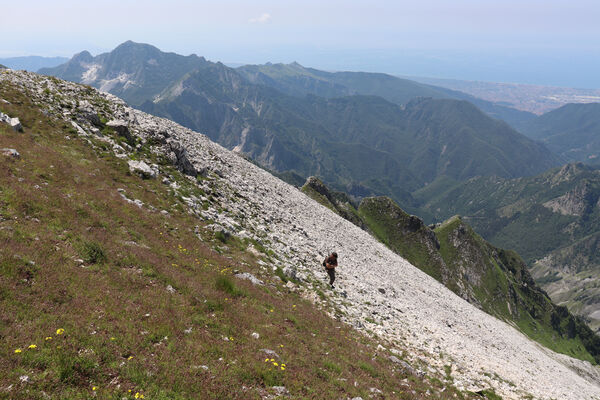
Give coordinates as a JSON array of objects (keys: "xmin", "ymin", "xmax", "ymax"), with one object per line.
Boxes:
[
  {"xmin": 270, "ymin": 309, "xmax": 274, "ymax": 313},
  {"xmin": 270, "ymin": 358, "xmax": 275, "ymax": 362},
  {"xmin": 281, "ymin": 363, "xmax": 286, "ymax": 367},
  {"xmin": 56, "ymin": 328, "xmax": 65, "ymax": 335},
  {"xmin": 110, "ymin": 337, "xmax": 116, "ymax": 341},
  {"xmin": 281, "ymin": 366, "xmax": 285, "ymax": 370},
  {"xmin": 264, "ymin": 358, "xmax": 269, "ymax": 362},
  {"xmin": 279, "ymin": 344, "xmax": 284, "ymax": 348},
  {"xmin": 28, "ymin": 344, "xmax": 37, "ymax": 349},
  {"xmin": 45, "ymin": 336, "xmax": 52, "ymax": 341},
  {"xmin": 292, "ymin": 305, "xmax": 296, "ymax": 308},
  {"xmin": 273, "ymin": 362, "xmax": 279, "ymax": 366},
  {"xmin": 128, "ymin": 355, "xmax": 134, "ymax": 360},
  {"xmin": 92, "ymin": 386, "xmax": 98, "ymax": 391},
  {"xmin": 14, "ymin": 348, "xmax": 22, "ymax": 354}
]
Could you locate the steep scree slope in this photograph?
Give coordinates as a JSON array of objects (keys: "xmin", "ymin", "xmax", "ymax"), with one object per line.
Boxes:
[{"xmin": 2, "ymin": 70, "xmax": 600, "ymax": 399}]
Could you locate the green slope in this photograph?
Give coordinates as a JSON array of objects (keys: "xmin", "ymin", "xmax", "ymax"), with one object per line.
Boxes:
[{"xmin": 522, "ymin": 102, "xmax": 600, "ymax": 162}]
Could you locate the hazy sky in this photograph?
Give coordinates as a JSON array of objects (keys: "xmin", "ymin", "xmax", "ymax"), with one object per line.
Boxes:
[{"xmin": 3, "ymin": 0, "xmax": 600, "ymax": 87}]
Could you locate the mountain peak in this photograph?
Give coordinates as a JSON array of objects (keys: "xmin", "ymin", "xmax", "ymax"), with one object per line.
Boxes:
[{"xmin": 71, "ymin": 50, "xmax": 93, "ymax": 62}]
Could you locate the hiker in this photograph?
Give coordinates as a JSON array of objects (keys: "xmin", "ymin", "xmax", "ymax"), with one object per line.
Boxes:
[{"xmin": 323, "ymin": 252, "xmax": 338, "ymax": 288}]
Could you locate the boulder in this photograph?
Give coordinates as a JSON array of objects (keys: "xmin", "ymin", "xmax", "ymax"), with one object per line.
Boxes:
[
  {"xmin": 0, "ymin": 112, "xmax": 22, "ymax": 131},
  {"xmin": 77, "ymin": 100, "xmax": 101, "ymax": 127},
  {"xmin": 128, "ymin": 160, "xmax": 157, "ymax": 179},
  {"xmin": 106, "ymin": 120, "xmax": 134, "ymax": 144},
  {"xmin": 9, "ymin": 117, "xmax": 22, "ymax": 131},
  {"xmin": 235, "ymin": 272, "xmax": 264, "ymax": 286},
  {"xmin": 169, "ymin": 140, "xmax": 198, "ymax": 177},
  {"xmin": 1, "ymin": 148, "xmax": 20, "ymax": 158},
  {"xmin": 388, "ymin": 356, "xmax": 424, "ymax": 377}
]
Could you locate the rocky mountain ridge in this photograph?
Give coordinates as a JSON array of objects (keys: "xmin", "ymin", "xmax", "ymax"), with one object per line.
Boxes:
[
  {"xmin": 236, "ymin": 62, "xmax": 537, "ymax": 133},
  {"xmin": 3, "ymin": 69, "xmax": 600, "ymax": 399},
  {"xmin": 40, "ymin": 41, "xmax": 562, "ymax": 210}
]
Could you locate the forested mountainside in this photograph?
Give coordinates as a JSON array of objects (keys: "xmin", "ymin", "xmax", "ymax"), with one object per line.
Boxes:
[{"xmin": 521, "ymin": 102, "xmax": 600, "ymax": 163}]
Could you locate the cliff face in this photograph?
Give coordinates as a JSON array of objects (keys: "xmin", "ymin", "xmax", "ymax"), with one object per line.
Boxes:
[{"xmin": 2, "ymin": 69, "xmax": 600, "ymax": 399}]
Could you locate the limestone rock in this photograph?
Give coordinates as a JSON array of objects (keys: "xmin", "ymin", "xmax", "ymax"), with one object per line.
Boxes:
[
  {"xmin": 260, "ymin": 349, "xmax": 279, "ymax": 359},
  {"xmin": 235, "ymin": 272, "xmax": 264, "ymax": 286},
  {"xmin": 1, "ymin": 148, "xmax": 20, "ymax": 158},
  {"xmin": 169, "ymin": 140, "xmax": 198, "ymax": 177},
  {"xmin": 0, "ymin": 112, "xmax": 22, "ymax": 131},
  {"xmin": 128, "ymin": 160, "xmax": 157, "ymax": 179},
  {"xmin": 77, "ymin": 100, "xmax": 102, "ymax": 126},
  {"xmin": 106, "ymin": 120, "xmax": 134, "ymax": 143}
]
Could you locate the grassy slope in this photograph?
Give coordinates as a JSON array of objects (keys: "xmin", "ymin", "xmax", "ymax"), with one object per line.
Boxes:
[
  {"xmin": 357, "ymin": 198, "xmax": 445, "ymax": 283},
  {"xmin": 0, "ymin": 82, "xmax": 484, "ymax": 399}
]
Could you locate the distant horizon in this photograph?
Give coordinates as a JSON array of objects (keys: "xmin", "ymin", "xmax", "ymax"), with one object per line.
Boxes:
[
  {"xmin": 2, "ymin": 1, "xmax": 600, "ymax": 88},
  {"xmin": 2, "ymin": 43, "xmax": 599, "ymax": 90}
]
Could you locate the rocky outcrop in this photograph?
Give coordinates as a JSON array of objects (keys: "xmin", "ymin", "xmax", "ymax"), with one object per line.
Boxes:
[
  {"xmin": 3, "ymin": 69, "xmax": 600, "ymax": 400},
  {"xmin": 544, "ymin": 179, "xmax": 600, "ymax": 216},
  {"xmin": 301, "ymin": 177, "xmax": 365, "ymax": 228},
  {"xmin": 0, "ymin": 111, "xmax": 22, "ymax": 131},
  {"xmin": 1, "ymin": 148, "xmax": 20, "ymax": 158},
  {"xmin": 168, "ymin": 140, "xmax": 199, "ymax": 177},
  {"xmin": 127, "ymin": 160, "xmax": 157, "ymax": 179},
  {"xmin": 106, "ymin": 119, "xmax": 134, "ymax": 144}
]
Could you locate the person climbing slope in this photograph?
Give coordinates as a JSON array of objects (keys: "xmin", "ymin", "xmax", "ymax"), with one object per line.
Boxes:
[{"xmin": 322, "ymin": 252, "xmax": 338, "ymax": 289}]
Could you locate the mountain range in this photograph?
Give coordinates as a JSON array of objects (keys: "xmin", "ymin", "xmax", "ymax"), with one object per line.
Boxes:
[
  {"xmin": 39, "ymin": 41, "xmax": 561, "ymax": 211},
  {"xmin": 236, "ymin": 62, "xmax": 538, "ymax": 133}
]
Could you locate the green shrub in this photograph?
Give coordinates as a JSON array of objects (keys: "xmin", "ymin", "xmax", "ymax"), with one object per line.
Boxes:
[
  {"xmin": 81, "ymin": 241, "xmax": 107, "ymax": 264},
  {"xmin": 215, "ymin": 276, "xmax": 244, "ymax": 297}
]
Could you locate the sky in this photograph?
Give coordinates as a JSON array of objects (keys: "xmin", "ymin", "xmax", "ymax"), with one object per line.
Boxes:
[{"xmin": 3, "ymin": 0, "xmax": 600, "ymax": 87}]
